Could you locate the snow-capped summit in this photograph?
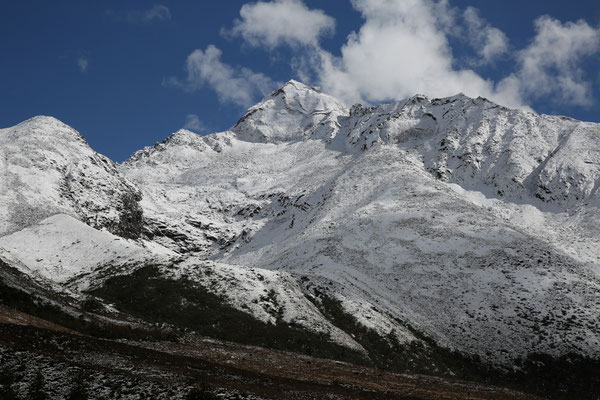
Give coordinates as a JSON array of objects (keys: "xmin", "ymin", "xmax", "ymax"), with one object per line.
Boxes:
[
  {"xmin": 232, "ymin": 79, "xmax": 348, "ymax": 143},
  {"xmin": 4, "ymin": 115, "xmax": 87, "ymax": 143},
  {"xmin": 162, "ymin": 128, "xmax": 201, "ymax": 146}
]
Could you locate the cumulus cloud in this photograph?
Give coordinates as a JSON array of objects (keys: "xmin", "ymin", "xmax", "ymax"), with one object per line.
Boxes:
[
  {"xmin": 183, "ymin": 114, "xmax": 206, "ymax": 132},
  {"xmin": 463, "ymin": 7, "xmax": 509, "ymax": 65},
  {"xmin": 500, "ymin": 16, "xmax": 600, "ymax": 106},
  {"xmin": 224, "ymin": 0, "xmax": 335, "ymax": 48},
  {"xmin": 307, "ymin": 0, "xmax": 524, "ymax": 108},
  {"xmin": 168, "ymin": 45, "xmax": 280, "ymax": 107},
  {"xmin": 77, "ymin": 57, "xmax": 88, "ymax": 72},
  {"xmin": 127, "ymin": 5, "xmax": 171, "ymax": 23}
]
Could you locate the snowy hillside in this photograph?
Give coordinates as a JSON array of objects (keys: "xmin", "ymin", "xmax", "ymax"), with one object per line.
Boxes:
[
  {"xmin": 2, "ymin": 80, "xmax": 600, "ymax": 374},
  {"xmin": 121, "ymin": 81, "xmax": 600, "ymax": 365},
  {"xmin": 0, "ymin": 214, "xmax": 168, "ymax": 289}
]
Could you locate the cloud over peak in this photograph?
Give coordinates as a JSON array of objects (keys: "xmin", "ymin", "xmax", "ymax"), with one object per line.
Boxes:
[
  {"xmin": 507, "ymin": 16, "xmax": 600, "ymax": 106},
  {"xmin": 168, "ymin": 45, "xmax": 280, "ymax": 108},
  {"xmin": 183, "ymin": 114, "xmax": 206, "ymax": 132},
  {"xmin": 107, "ymin": 5, "xmax": 171, "ymax": 24},
  {"xmin": 462, "ymin": 7, "xmax": 510, "ymax": 65},
  {"xmin": 224, "ymin": 0, "xmax": 335, "ymax": 48},
  {"xmin": 309, "ymin": 0, "xmax": 525, "ymax": 108},
  {"xmin": 77, "ymin": 58, "xmax": 88, "ymax": 72}
]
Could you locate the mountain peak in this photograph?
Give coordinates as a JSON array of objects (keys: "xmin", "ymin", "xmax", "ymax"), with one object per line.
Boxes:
[
  {"xmin": 22, "ymin": 115, "xmax": 63, "ymax": 124},
  {"xmin": 4, "ymin": 115, "xmax": 87, "ymax": 144},
  {"xmin": 262, "ymin": 79, "xmax": 327, "ymax": 107},
  {"xmin": 275, "ymin": 79, "xmax": 322, "ymax": 95},
  {"xmin": 232, "ymin": 79, "xmax": 348, "ymax": 143},
  {"xmin": 163, "ymin": 129, "xmax": 201, "ymax": 145},
  {"xmin": 0, "ymin": 115, "xmax": 142, "ymax": 238},
  {"xmin": 17, "ymin": 115, "xmax": 74, "ymax": 131}
]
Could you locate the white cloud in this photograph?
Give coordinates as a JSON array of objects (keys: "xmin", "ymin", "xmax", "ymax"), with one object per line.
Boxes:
[
  {"xmin": 178, "ymin": 0, "xmax": 598, "ymax": 111},
  {"xmin": 463, "ymin": 7, "xmax": 509, "ymax": 65},
  {"xmin": 77, "ymin": 58, "xmax": 88, "ymax": 72},
  {"xmin": 128, "ymin": 5, "xmax": 171, "ymax": 23},
  {"xmin": 169, "ymin": 45, "xmax": 280, "ymax": 107},
  {"xmin": 224, "ymin": 0, "xmax": 335, "ymax": 48},
  {"xmin": 307, "ymin": 0, "xmax": 525, "ymax": 108},
  {"xmin": 183, "ymin": 114, "xmax": 206, "ymax": 132},
  {"xmin": 500, "ymin": 16, "xmax": 600, "ymax": 106}
]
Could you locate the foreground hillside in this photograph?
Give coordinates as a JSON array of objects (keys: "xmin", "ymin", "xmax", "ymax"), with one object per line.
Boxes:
[
  {"xmin": 0, "ymin": 305, "xmax": 543, "ymax": 400},
  {"xmin": 1, "ymin": 80, "xmax": 599, "ymax": 399}
]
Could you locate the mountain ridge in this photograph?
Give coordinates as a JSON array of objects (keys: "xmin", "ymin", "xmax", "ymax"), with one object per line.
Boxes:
[{"xmin": 1, "ymin": 80, "xmax": 600, "ymax": 398}]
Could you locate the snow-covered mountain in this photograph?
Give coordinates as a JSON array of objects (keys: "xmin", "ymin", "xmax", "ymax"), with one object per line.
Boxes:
[
  {"xmin": 2, "ymin": 80, "xmax": 600, "ymax": 378},
  {"xmin": 0, "ymin": 116, "xmax": 143, "ymax": 238}
]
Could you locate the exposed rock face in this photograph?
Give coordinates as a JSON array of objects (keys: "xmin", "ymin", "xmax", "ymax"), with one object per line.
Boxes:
[{"xmin": 117, "ymin": 191, "xmax": 144, "ymax": 240}]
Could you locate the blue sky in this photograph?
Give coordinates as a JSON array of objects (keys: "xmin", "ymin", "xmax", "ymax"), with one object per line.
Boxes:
[{"xmin": 1, "ymin": 1, "xmax": 599, "ymax": 161}]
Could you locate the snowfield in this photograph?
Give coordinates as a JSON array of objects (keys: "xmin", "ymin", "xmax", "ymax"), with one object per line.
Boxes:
[
  {"xmin": 0, "ymin": 214, "xmax": 165, "ymax": 287},
  {"xmin": 1, "ymin": 80, "xmax": 599, "ymax": 367}
]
